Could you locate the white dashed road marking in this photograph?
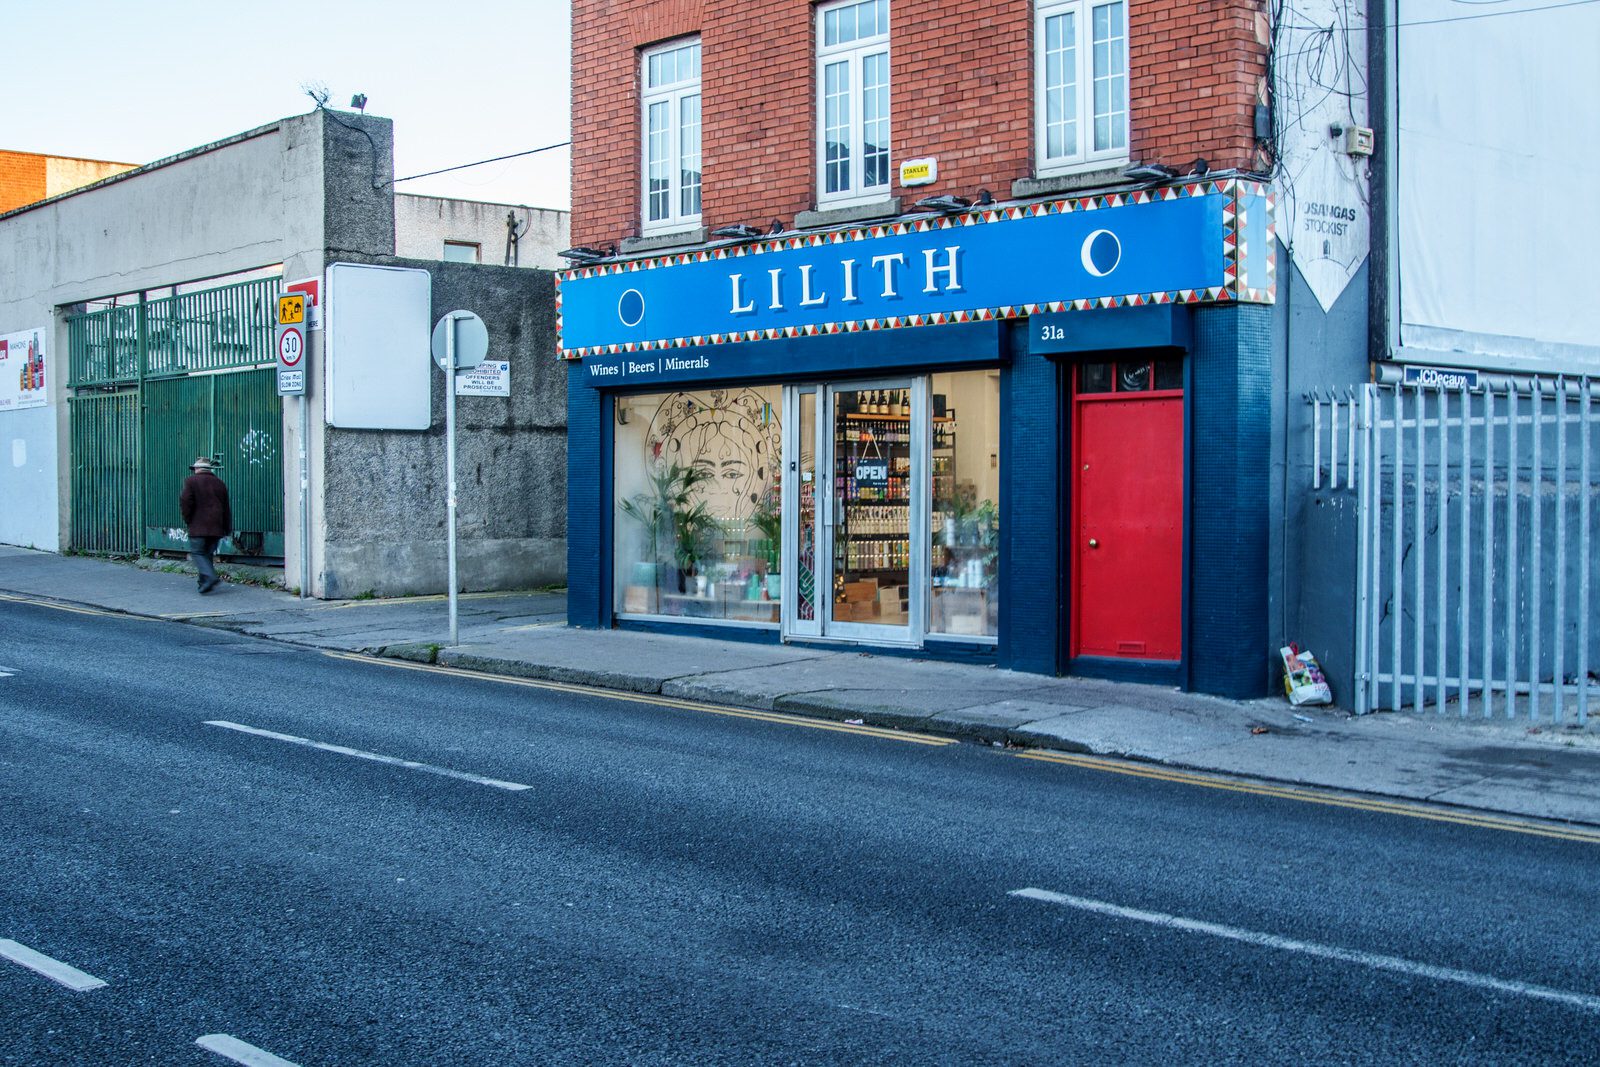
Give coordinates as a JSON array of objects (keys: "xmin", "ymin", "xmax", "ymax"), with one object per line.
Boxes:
[
  {"xmin": 1010, "ymin": 887, "xmax": 1600, "ymax": 1013},
  {"xmin": 196, "ymin": 1033, "xmax": 302, "ymax": 1067},
  {"xmin": 204, "ymin": 720, "xmax": 533, "ymax": 792},
  {"xmin": 0, "ymin": 939, "xmax": 107, "ymax": 991}
]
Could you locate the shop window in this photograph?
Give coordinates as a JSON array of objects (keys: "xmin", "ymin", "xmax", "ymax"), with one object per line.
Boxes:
[
  {"xmin": 642, "ymin": 38, "xmax": 702, "ymax": 234},
  {"xmin": 614, "ymin": 387, "xmax": 783, "ymax": 623},
  {"xmin": 1117, "ymin": 361, "xmax": 1150, "ymax": 392},
  {"xmin": 816, "ymin": 0, "xmax": 891, "ymax": 206},
  {"xmin": 1079, "ymin": 361, "xmax": 1114, "ymax": 394},
  {"xmin": 929, "ymin": 371, "xmax": 1001, "ymax": 640},
  {"xmin": 1077, "ymin": 358, "xmax": 1183, "ymax": 395},
  {"xmin": 1153, "ymin": 358, "xmax": 1183, "ymax": 391},
  {"xmin": 1034, "ymin": 0, "xmax": 1129, "ymax": 175}
]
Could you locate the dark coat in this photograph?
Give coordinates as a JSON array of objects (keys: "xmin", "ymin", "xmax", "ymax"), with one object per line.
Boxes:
[{"xmin": 180, "ymin": 471, "xmax": 232, "ymax": 538}]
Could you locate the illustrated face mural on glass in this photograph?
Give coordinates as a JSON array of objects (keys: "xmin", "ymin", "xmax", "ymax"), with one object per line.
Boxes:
[{"xmin": 644, "ymin": 388, "xmax": 781, "ymax": 524}]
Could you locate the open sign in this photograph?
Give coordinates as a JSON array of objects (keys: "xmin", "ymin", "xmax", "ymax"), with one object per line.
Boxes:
[{"xmin": 854, "ymin": 461, "xmax": 889, "ymax": 487}]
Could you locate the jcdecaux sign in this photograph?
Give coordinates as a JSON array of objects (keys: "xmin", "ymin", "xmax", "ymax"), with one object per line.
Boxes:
[{"xmin": 558, "ymin": 181, "xmax": 1271, "ymax": 361}]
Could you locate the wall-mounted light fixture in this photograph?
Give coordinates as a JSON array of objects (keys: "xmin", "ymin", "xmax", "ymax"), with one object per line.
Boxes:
[
  {"xmin": 558, "ymin": 246, "xmax": 614, "ymax": 266},
  {"xmin": 915, "ymin": 194, "xmax": 971, "ymax": 214},
  {"xmin": 1123, "ymin": 163, "xmax": 1178, "ymax": 183}
]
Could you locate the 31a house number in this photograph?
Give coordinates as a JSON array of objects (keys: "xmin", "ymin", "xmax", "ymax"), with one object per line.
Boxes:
[{"xmin": 1039, "ymin": 323, "xmax": 1067, "ymax": 342}]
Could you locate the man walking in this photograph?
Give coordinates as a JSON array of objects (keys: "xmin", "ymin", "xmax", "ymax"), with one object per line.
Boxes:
[{"xmin": 179, "ymin": 456, "xmax": 232, "ymax": 594}]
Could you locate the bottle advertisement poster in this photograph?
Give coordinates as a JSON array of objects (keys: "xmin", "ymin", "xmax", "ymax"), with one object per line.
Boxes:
[{"xmin": 0, "ymin": 328, "xmax": 49, "ymax": 411}]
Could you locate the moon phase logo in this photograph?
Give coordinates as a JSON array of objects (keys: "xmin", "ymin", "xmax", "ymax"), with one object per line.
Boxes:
[
  {"xmin": 617, "ymin": 288, "xmax": 646, "ymax": 328},
  {"xmin": 1080, "ymin": 229, "xmax": 1121, "ymax": 278}
]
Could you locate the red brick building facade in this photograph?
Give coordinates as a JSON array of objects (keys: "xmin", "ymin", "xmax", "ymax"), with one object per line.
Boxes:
[
  {"xmin": 562, "ymin": 0, "xmax": 1279, "ymax": 696},
  {"xmin": 571, "ymin": 0, "xmax": 1268, "ymax": 249}
]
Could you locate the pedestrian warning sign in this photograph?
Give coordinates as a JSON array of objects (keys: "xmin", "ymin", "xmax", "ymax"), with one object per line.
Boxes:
[{"xmin": 277, "ymin": 294, "xmax": 305, "ymax": 326}]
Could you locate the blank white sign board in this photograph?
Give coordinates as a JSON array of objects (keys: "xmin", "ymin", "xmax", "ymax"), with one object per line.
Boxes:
[{"xmin": 325, "ymin": 262, "xmax": 432, "ymax": 429}]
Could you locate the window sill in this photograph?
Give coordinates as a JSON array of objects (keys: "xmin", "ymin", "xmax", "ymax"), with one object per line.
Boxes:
[
  {"xmin": 621, "ymin": 226, "xmax": 708, "ymax": 255},
  {"xmin": 795, "ymin": 197, "xmax": 902, "ymax": 230},
  {"xmin": 1011, "ymin": 165, "xmax": 1131, "ymax": 200}
]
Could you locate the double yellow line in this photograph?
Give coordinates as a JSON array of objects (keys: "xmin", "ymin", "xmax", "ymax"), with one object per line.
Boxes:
[
  {"xmin": 0, "ymin": 591, "xmax": 133, "ymax": 621},
  {"xmin": 320, "ymin": 650, "xmax": 957, "ymax": 746},
  {"xmin": 1016, "ymin": 749, "xmax": 1600, "ymax": 845},
  {"xmin": 7, "ymin": 593, "xmax": 1592, "ymax": 846},
  {"xmin": 327, "ymin": 649, "xmax": 1600, "ymax": 845}
]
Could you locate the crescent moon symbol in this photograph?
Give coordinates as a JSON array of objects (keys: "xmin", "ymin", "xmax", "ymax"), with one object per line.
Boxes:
[{"xmin": 1080, "ymin": 230, "xmax": 1121, "ymax": 278}]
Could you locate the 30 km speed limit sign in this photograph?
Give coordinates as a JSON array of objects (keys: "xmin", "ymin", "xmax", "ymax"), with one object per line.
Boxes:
[
  {"xmin": 278, "ymin": 326, "xmax": 304, "ymax": 366},
  {"xmin": 275, "ymin": 322, "xmax": 306, "ymax": 396}
]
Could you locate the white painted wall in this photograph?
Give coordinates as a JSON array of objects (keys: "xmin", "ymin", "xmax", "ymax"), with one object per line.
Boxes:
[
  {"xmin": 0, "ymin": 405, "xmax": 57, "ymax": 549},
  {"xmin": 0, "ymin": 116, "xmax": 325, "ymax": 551},
  {"xmin": 394, "ymin": 194, "xmax": 568, "ymax": 269}
]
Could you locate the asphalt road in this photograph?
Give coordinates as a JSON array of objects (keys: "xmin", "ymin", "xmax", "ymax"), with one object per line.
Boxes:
[{"xmin": 2, "ymin": 601, "xmax": 1597, "ymax": 1065}]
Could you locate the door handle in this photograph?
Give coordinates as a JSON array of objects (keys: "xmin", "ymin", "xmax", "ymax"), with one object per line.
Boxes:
[{"xmin": 1088, "ymin": 538, "xmax": 1100, "ymax": 549}]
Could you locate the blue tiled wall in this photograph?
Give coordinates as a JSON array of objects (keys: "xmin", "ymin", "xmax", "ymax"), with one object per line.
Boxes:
[
  {"xmin": 567, "ymin": 362, "xmax": 605, "ymax": 628},
  {"xmin": 1189, "ymin": 304, "xmax": 1273, "ymax": 697},
  {"xmin": 999, "ymin": 323, "xmax": 1062, "ymax": 673}
]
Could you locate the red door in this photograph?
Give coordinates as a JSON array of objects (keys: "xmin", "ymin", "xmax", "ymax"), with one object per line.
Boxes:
[{"xmin": 1071, "ymin": 363, "xmax": 1184, "ymax": 660}]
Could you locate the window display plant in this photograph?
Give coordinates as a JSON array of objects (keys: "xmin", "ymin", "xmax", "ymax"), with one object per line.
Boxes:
[{"xmin": 620, "ymin": 461, "xmax": 720, "ymax": 593}]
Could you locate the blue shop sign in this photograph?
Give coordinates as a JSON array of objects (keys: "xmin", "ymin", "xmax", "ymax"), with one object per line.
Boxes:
[{"xmin": 559, "ymin": 180, "xmax": 1274, "ymax": 360}]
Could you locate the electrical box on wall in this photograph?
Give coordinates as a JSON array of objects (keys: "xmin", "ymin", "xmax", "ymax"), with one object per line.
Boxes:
[{"xmin": 1341, "ymin": 125, "xmax": 1375, "ymax": 157}]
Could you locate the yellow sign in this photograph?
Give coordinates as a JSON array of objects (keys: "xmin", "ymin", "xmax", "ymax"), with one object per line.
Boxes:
[
  {"xmin": 277, "ymin": 294, "xmax": 305, "ymax": 325},
  {"xmin": 899, "ymin": 157, "xmax": 937, "ymax": 186}
]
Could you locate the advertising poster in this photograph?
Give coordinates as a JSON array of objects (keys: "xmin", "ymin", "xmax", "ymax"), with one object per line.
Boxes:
[
  {"xmin": 1271, "ymin": 0, "xmax": 1370, "ymax": 312},
  {"xmin": 0, "ymin": 328, "xmax": 49, "ymax": 411}
]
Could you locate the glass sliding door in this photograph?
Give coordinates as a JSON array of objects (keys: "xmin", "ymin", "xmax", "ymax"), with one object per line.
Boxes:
[
  {"xmin": 782, "ymin": 386, "xmax": 821, "ymax": 637},
  {"xmin": 784, "ymin": 379, "xmax": 927, "ymax": 646}
]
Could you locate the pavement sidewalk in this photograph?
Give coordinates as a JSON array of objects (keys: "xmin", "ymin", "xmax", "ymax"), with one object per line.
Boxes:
[{"xmin": 4, "ymin": 544, "xmax": 1599, "ymax": 829}]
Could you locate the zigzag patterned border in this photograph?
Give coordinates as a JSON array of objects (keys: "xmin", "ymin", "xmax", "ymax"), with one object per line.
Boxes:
[{"xmin": 558, "ymin": 178, "xmax": 1269, "ymax": 360}]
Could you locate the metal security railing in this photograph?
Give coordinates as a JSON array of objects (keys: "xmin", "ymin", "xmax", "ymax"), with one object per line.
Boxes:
[
  {"xmin": 65, "ymin": 274, "xmax": 285, "ymax": 558},
  {"xmin": 1343, "ymin": 378, "xmax": 1598, "ymax": 723},
  {"xmin": 68, "ymin": 391, "xmax": 141, "ymax": 554},
  {"xmin": 67, "ymin": 277, "xmax": 279, "ymax": 388}
]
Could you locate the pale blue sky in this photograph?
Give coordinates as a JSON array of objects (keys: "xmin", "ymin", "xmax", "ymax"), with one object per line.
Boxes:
[{"xmin": 3, "ymin": 0, "xmax": 572, "ymax": 209}]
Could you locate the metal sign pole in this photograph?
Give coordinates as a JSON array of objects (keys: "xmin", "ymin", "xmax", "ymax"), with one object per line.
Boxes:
[
  {"xmin": 299, "ymin": 395, "xmax": 310, "ymax": 599},
  {"xmin": 445, "ymin": 314, "xmax": 460, "ymax": 646}
]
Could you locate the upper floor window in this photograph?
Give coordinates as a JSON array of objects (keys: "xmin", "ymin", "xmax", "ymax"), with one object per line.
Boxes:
[
  {"xmin": 442, "ymin": 241, "xmax": 480, "ymax": 263},
  {"xmin": 1035, "ymin": 0, "xmax": 1129, "ymax": 174},
  {"xmin": 816, "ymin": 0, "xmax": 890, "ymax": 206},
  {"xmin": 642, "ymin": 39, "xmax": 702, "ymax": 233}
]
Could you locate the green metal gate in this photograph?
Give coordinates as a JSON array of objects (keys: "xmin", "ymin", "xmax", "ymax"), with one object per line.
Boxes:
[
  {"xmin": 68, "ymin": 391, "xmax": 141, "ymax": 554},
  {"xmin": 67, "ymin": 276, "xmax": 285, "ymax": 558}
]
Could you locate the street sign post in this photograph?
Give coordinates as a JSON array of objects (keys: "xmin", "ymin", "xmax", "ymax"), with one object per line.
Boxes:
[
  {"xmin": 275, "ymin": 295, "xmax": 307, "ymax": 397},
  {"xmin": 277, "ymin": 292, "xmax": 311, "ymax": 599},
  {"xmin": 432, "ymin": 311, "xmax": 490, "ymax": 645}
]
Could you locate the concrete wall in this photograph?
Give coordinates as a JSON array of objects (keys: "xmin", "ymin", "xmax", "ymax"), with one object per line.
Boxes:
[
  {"xmin": 318, "ymin": 259, "xmax": 566, "ymax": 597},
  {"xmin": 0, "ymin": 118, "xmax": 314, "ymax": 551},
  {"xmin": 1, "ymin": 111, "xmax": 566, "ymax": 599},
  {"xmin": 1268, "ymin": 253, "xmax": 1372, "ymax": 703},
  {"xmin": 44, "ymin": 156, "xmax": 138, "ymax": 198},
  {"xmin": 394, "ymin": 194, "xmax": 569, "ymax": 270}
]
